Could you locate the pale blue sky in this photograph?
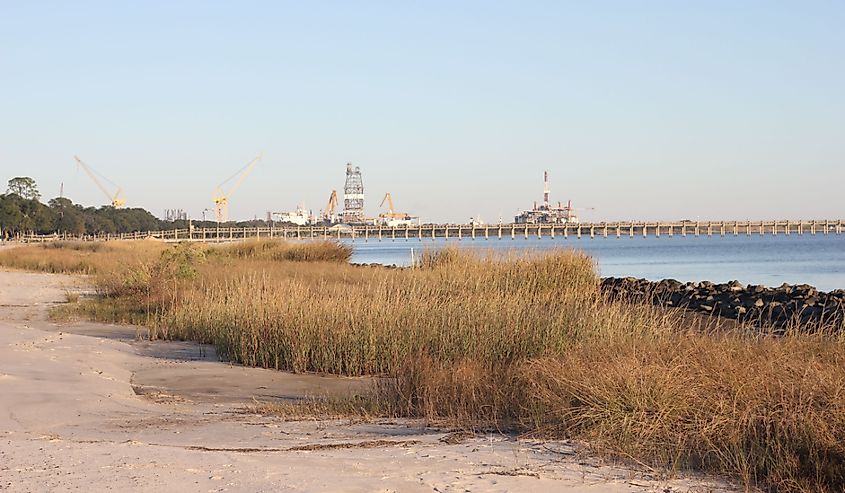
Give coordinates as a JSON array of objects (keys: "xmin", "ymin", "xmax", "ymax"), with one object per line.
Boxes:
[{"xmin": 1, "ymin": 1, "xmax": 842, "ymax": 222}]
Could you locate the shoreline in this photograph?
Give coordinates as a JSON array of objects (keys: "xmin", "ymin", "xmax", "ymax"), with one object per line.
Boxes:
[{"xmin": 602, "ymin": 277, "xmax": 845, "ymax": 331}]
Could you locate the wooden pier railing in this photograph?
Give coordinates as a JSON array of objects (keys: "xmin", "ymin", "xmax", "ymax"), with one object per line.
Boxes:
[{"xmin": 11, "ymin": 219, "xmax": 845, "ymax": 243}]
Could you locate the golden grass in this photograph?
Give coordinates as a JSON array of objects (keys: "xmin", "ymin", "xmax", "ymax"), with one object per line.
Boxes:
[
  {"xmin": 157, "ymin": 248, "xmax": 611, "ymax": 374},
  {"xmin": 211, "ymin": 239, "xmax": 353, "ymax": 263},
  {"xmin": 0, "ymin": 240, "xmax": 166, "ymax": 274},
  {"xmin": 2, "ymin": 240, "xmax": 843, "ymax": 492},
  {"xmin": 522, "ymin": 335, "xmax": 845, "ymax": 491}
]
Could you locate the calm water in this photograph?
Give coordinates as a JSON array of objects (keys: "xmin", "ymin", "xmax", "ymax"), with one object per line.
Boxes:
[{"xmin": 347, "ymin": 234, "xmax": 845, "ymax": 291}]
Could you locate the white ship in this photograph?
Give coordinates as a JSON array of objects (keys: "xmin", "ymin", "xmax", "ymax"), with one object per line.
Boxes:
[{"xmin": 271, "ymin": 203, "xmax": 312, "ymax": 226}]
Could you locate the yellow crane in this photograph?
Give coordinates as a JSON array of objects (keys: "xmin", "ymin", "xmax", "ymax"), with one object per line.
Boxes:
[
  {"xmin": 213, "ymin": 153, "xmax": 263, "ymax": 223},
  {"xmin": 379, "ymin": 192, "xmax": 410, "ymax": 220},
  {"xmin": 73, "ymin": 156, "xmax": 126, "ymax": 208},
  {"xmin": 323, "ymin": 190, "xmax": 338, "ymax": 222}
]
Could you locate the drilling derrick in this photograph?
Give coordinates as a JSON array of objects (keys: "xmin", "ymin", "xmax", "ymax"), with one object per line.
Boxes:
[
  {"xmin": 342, "ymin": 163, "xmax": 365, "ymax": 224},
  {"xmin": 514, "ymin": 170, "xmax": 593, "ymax": 224},
  {"xmin": 543, "ymin": 170, "xmax": 550, "ymax": 208}
]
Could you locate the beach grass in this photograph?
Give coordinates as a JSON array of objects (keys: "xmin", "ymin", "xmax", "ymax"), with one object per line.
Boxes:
[{"xmin": 1, "ymin": 239, "xmax": 843, "ymax": 492}]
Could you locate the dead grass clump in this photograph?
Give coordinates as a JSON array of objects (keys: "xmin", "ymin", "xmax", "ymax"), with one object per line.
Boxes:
[
  {"xmin": 0, "ymin": 240, "xmax": 165, "ymax": 274},
  {"xmin": 213, "ymin": 239, "xmax": 352, "ymax": 263},
  {"xmin": 274, "ymin": 241, "xmax": 352, "ymax": 262},
  {"xmin": 417, "ymin": 245, "xmax": 471, "ymax": 268},
  {"xmin": 368, "ymin": 330, "xmax": 845, "ymax": 491},
  {"xmin": 520, "ymin": 335, "xmax": 845, "ymax": 492},
  {"xmin": 158, "ymin": 249, "xmax": 603, "ymax": 374},
  {"xmin": 384, "ymin": 355, "xmax": 528, "ymax": 430},
  {"xmin": 51, "ymin": 296, "xmax": 152, "ymax": 325},
  {"xmin": 42, "ymin": 241, "xmax": 106, "ymax": 252}
]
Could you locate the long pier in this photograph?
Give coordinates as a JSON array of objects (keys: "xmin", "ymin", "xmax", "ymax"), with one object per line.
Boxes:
[{"xmin": 16, "ymin": 219, "xmax": 845, "ymax": 243}]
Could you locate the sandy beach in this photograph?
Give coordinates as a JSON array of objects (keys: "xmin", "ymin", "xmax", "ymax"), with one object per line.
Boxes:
[{"xmin": 0, "ymin": 269, "xmax": 736, "ymax": 492}]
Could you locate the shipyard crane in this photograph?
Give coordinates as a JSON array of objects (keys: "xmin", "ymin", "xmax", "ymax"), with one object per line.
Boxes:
[
  {"xmin": 73, "ymin": 156, "xmax": 126, "ymax": 208},
  {"xmin": 379, "ymin": 192, "xmax": 410, "ymax": 220},
  {"xmin": 213, "ymin": 153, "xmax": 263, "ymax": 223},
  {"xmin": 322, "ymin": 190, "xmax": 338, "ymax": 223},
  {"xmin": 378, "ymin": 192, "xmax": 417, "ymax": 226}
]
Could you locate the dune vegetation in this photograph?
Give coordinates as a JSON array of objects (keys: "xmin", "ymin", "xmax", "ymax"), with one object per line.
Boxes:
[{"xmin": 1, "ymin": 239, "xmax": 843, "ymax": 492}]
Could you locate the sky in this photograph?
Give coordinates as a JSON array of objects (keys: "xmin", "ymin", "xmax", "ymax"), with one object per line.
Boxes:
[{"xmin": 1, "ymin": 1, "xmax": 843, "ymax": 223}]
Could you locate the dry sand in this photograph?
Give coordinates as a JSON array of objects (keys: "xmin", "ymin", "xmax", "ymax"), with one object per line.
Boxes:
[{"xmin": 0, "ymin": 269, "xmax": 739, "ymax": 492}]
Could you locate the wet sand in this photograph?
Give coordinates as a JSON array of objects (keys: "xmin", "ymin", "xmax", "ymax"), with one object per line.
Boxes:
[{"xmin": 0, "ymin": 270, "xmax": 738, "ymax": 492}]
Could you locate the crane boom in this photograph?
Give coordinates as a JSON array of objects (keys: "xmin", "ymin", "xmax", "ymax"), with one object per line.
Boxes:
[
  {"xmin": 378, "ymin": 192, "xmax": 412, "ymax": 222},
  {"xmin": 324, "ymin": 190, "xmax": 338, "ymax": 221},
  {"xmin": 379, "ymin": 192, "xmax": 395, "ymax": 214},
  {"xmin": 225, "ymin": 153, "xmax": 263, "ymax": 198},
  {"xmin": 74, "ymin": 156, "xmax": 125, "ymax": 208},
  {"xmin": 213, "ymin": 153, "xmax": 263, "ymax": 223}
]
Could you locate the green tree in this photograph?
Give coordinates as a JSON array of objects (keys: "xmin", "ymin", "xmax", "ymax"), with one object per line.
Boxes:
[
  {"xmin": 23, "ymin": 198, "xmax": 55, "ymax": 233},
  {"xmin": 0, "ymin": 194, "xmax": 34, "ymax": 234},
  {"xmin": 1, "ymin": 176, "xmax": 173, "ymax": 236},
  {"xmin": 49, "ymin": 197, "xmax": 85, "ymax": 235},
  {"xmin": 0, "ymin": 195, "xmax": 25, "ymax": 238},
  {"xmin": 82, "ymin": 207, "xmax": 116, "ymax": 234},
  {"xmin": 6, "ymin": 177, "xmax": 40, "ymax": 201}
]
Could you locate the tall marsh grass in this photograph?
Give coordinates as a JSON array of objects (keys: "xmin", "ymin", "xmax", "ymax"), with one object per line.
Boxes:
[
  {"xmin": 212, "ymin": 238, "xmax": 353, "ymax": 263},
  {"xmin": 523, "ymin": 336, "xmax": 845, "ymax": 490},
  {"xmin": 1, "ymin": 240, "xmax": 843, "ymax": 491},
  {"xmin": 161, "ymin": 248, "xmax": 603, "ymax": 369},
  {"xmin": 0, "ymin": 240, "xmax": 166, "ymax": 274}
]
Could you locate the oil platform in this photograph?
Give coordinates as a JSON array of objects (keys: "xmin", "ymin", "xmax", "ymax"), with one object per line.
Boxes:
[{"xmin": 514, "ymin": 171, "xmax": 582, "ymax": 224}]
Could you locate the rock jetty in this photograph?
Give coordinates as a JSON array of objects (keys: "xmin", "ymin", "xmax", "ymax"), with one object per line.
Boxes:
[{"xmin": 601, "ymin": 277, "xmax": 845, "ymax": 331}]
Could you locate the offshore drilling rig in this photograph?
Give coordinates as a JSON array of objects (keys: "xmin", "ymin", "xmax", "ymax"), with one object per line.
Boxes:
[
  {"xmin": 342, "ymin": 163, "xmax": 365, "ymax": 224},
  {"xmin": 515, "ymin": 171, "xmax": 590, "ymax": 224}
]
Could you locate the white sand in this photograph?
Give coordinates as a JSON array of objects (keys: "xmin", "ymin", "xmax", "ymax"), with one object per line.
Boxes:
[{"xmin": 0, "ymin": 270, "xmax": 739, "ymax": 492}]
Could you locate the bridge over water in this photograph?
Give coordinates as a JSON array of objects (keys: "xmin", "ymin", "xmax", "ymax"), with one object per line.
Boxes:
[{"xmin": 17, "ymin": 219, "xmax": 845, "ymax": 243}]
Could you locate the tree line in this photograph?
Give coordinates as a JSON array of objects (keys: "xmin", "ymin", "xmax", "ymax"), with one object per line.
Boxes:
[{"xmin": 0, "ymin": 176, "xmax": 267, "ymax": 239}]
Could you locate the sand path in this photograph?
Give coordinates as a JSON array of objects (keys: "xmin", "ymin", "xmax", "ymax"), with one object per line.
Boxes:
[{"xmin": 0, "ymin": 270, "xmax": 737, "ymax": 492}]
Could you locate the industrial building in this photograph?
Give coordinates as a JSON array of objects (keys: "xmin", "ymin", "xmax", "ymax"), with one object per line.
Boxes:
[
  {"xmin": 270, "ymin": 162, "xmax": 420, "ymax": 226},
  {"xmin": 269, "ymin": 204, "xmax": 312, "ymax": 226}
]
